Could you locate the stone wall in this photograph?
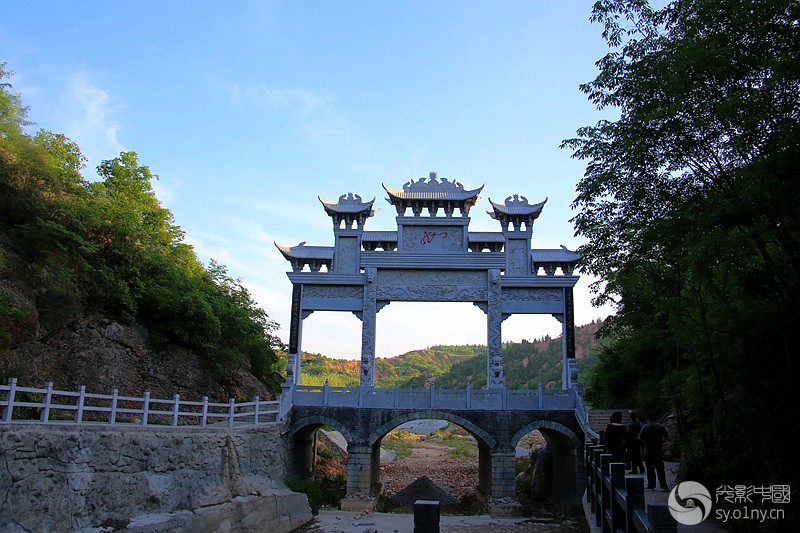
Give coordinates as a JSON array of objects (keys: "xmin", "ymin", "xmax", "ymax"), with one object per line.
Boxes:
[{"xmin": 0, "ymin": 423, "xmax": 312, "ymax": 533}]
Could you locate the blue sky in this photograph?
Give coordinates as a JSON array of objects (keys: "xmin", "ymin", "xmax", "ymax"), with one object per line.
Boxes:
[{"xmin": 2, "ymin": 1, "xmax": 615, "ymax": 359}]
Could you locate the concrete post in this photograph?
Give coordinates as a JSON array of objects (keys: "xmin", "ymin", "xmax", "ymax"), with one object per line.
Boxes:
[
  {"xmin": 414, "ymin": 500, "xmax": 441, "ymax": 533},
  {"xmin": 346, "ymin": 444, "xmax": 375, "ymax": 495},
  {"xmin": 490, "ymin": 450, "xmax": 517, "ymax": 498},
  {"xmin": 648, "ymin": 503, "xmax": 678, "ymax": 533},
  {"xmin": 610, "ymin": 462, "xmax": 626, "ymax": 532},
  {"xmin": 625, "ymin": 475, "xmax": 645, "ymax": 533}
]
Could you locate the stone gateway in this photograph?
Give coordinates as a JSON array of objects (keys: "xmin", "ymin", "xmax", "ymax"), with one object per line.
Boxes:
[{"xmin": 274, "ymin": 173, "xmax": 581, "ymax": 390}]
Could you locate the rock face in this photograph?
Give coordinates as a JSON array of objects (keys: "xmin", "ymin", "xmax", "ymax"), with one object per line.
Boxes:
[
  {"xmin": 530, "ymin": 448, "xmax": 554, "ymax": 501},
  {"xmin": 0, "ymin": 314, "xmax": 275, "ymax": 404},
  {"xmin": 0, "ymin": 423, "xmax": 312, "ymax": 533}
]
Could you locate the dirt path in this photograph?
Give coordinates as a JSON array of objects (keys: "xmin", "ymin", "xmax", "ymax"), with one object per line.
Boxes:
[{"xmin": 379, "ymin": 441, "xmax": 479, "ymax": 499}]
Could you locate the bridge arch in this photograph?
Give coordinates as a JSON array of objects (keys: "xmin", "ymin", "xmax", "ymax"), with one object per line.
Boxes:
[
  {"xmin": 366, "ymin": 410, "xmax": 496, "ymax": 449},
  {"xmin": 366, "ymin": 410, "xmax": 498, "ymax": 497},
  {"xmin": 286, "ymin": 415, "xmax": 355, "ymax": 480},
  {"xmin": 511, "ymin": 419, "xmax": 585, "ymax": 504},
  {"xmin": 511, "ymin": 420, "xmax": 581, "ymax": 449}
]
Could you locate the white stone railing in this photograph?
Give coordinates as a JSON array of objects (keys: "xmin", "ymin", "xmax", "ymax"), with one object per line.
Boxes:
[
  {"xmin": 290, "ymin": 382, "xmax": 579, "ymax": 410},
  {"xmin": 573, "ymin": 386, "xmax": 599, "ymax": 439},
  {"xmin": 0, "ymin": 378, "xmax": 279, "ymax": 428}
]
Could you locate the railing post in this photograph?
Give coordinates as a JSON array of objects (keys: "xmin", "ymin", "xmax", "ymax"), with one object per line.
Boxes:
[
  {"xmin": 40, "ymin": 381, "xmax": 53, "ymax": 423},
  {"xmin": 141, "ymin": 391, "xmax": 150, "ymax": 426},
  {"xmin": 394, "ymin": 382, "xmax": 399, "ymax": 408},
  {"xmin": 109, "ymin": 388, "xmax": 118, "ymax": 425},
  {"xmin": 278, "ymin": 385, "xmax": 293, "ymax": 421},
  {"xmin": 75, "ymin": 385, "xmax": 86, "ymax": 423},
  {"xmin": 610, "ymin": 462, "xmax": 626, "ymax": 532},
  {"xmin": 172, "ymin": 394, "xmax": 180, "ymax": 427},
  {"xmin": 600, "ymin": 453, "xmax": 612, "ymax": 529},
  {"xmin": 465, "ymin": 382, "xmax": 471, "ymax": 409},
  {"xmin": 648, "ymin": 503, "xmax": 678, "ymax": 533},
  {"xmin": 592, "ymin": 448, "xmax": 605, "ymax": 526},
  {"xmin": 323, "ymin": 379, "xmax": 330, "ymax": 406},
  {"xmin": 501, "ymin": 386, "xmax": 507, "ymax": 409},
  {"xmin": 228, "ymin": 398, "xmax": 236, "ymax": 428},
  {"xmin": 625, "ymin": 474, "xmax": 645, "ymax": 532},
  {"xmin": 2, "ymin": 377, "xmax": 17, "ymax": 423},
  {"xmin": 430, "ymin": 382, "xmax": 435, "ymax": 408},
  {"xmin": 201, "ymin": 396, "xmax": 209, "ymax": 427},
  {"xmin": 253, "ymin": 396, "xmax": 260, "ymax": 425},
  {"xmin": 357, "ymin": 385, "xmax": 364, "ymax": 407},
  {"xmin": 538, "ymin": 383, "xmax": 543, "ymax": 409},
  {"xmin": 587, "ymin": 444, "xmax": 603, "ymax": 507}
]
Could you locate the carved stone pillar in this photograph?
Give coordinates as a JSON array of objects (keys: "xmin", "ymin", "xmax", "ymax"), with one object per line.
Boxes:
[
  {"xmin": 564, "ymin": 286, "xmax": 576, "ymax": 388},
  {"xmin": 285, "ymin": 284, "xmax": 303, "ymax": 386},
  {"xmin": 487, "ymin": 269, "xmax": 504, "ymax": 388},
  {"xmin": 360, "ymin": 268, "xmax": 377, "ymax": 387}
]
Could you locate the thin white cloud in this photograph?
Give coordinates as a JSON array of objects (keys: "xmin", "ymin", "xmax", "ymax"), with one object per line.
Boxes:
[
  {"xmin": 226, "ymin": 81, "xmax": 361, "ymax": 152},
  {"xmin": 229, "ymin": 82, "xmax": 330, "ymax": 117},
  {"xmin": 62, "ymin": 70, "xmax": 124, "ymax": 173},
  {"xmin": 150, "ymin": 175, "xmax": 183, "ymax": 207}
]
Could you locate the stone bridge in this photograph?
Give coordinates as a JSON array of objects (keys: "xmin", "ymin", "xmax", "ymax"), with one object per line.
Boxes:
[{"xmin": 286, "ymin": 403, "xmax": 587, "ymax": 505}]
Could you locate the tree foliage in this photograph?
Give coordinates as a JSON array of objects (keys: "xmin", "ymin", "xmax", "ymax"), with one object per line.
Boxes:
[
  {"xmin": 0, "ymin": 64, "xmax": 283, "ymax": 392},
  {"xmin": 563, "ymin": 0, "xmax": 800, "ymax": 500}
]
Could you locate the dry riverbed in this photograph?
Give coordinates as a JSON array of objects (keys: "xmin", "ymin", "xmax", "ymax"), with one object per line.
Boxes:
[{"xmin": 291, "ymin": 424, "xmax": 589, "ymax": 532}]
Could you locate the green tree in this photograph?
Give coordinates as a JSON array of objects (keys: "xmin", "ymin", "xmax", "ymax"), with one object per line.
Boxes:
[
  {"xmin": 0, "ymin": 62, "xmax": 30, "ymax": 138},
  {"xmin": 562, "ymin": 0, "xmax": 800, "ymax": 503},
  {"xmin": 93, "ymin": 151, "xmax": 183, "ymax": 248}
]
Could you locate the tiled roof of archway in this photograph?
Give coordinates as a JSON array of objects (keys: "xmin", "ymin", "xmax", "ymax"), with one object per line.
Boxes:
[
  {"xmin": 318, "ymin": 193, "xmax": 376, "ymax": 214},
  {"xmin": 468, "ymin": 232, "xmax": 505, "ymax": 242},
  {"xmin": 488, "ymin": 195, "xmax": 547, "ymax": 217},
  {"xmin": 274, "ymin": 242, "xmax": 334, "ymax": 260},
  {"xmin": 532, "ymin": 246, "xmax": 580, "ymax": 262},
  {"xmin": 382, "ymin": 172, "xmax": 483, "ymax": 202}
]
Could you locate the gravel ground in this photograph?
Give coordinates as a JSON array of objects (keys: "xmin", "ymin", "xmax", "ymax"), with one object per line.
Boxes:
[
  {"xmin": 379, "ymin": 441, "xmax": 479, "ymax": 500},
  {"xmin": 291, "ymin": 509, "xmax": 585, "ymax": 533}
]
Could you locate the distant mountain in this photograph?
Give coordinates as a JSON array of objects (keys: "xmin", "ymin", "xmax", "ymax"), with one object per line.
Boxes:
[
  {"xmin": 295, "ymin": 320, "xmax": 603, "ymax": 389},
  {"xmin": 298, "ymin": 345, "xmax": 484, "ymax": 387}
]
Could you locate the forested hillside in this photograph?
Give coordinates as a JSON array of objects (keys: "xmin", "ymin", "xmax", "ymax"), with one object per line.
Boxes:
[
  {"xmin": 0, "ymin": 64, "xmax": 283, "ymax": 400},
  {"xmin": 294, "ymin": 320, "xmax": 602, "ymax": 389}
]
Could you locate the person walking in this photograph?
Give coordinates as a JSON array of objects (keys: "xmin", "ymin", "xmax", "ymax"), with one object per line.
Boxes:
[
  {"xmin": 626, "ymin": 411, "xmax": 644, "ymax": 474},
  {"xmin": 639, "ymin": 414, "xmax": 670, "ymax": 491},
  {"xmin": 603, "ymin": 411, "xmax": 627, "ymax": 464}
]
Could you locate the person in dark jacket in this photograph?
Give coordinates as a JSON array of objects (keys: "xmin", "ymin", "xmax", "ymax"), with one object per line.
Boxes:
[
  {"xmin": 626, "ymin": 411, "xmax": 644, "ymax": 474},
  {"xmin": 639, "ymin": 414, "xmax": 671, "ymax": 491},
  {"xmin": 603, "ymin": 411, "xmax": 627, "ymax": 463}
]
